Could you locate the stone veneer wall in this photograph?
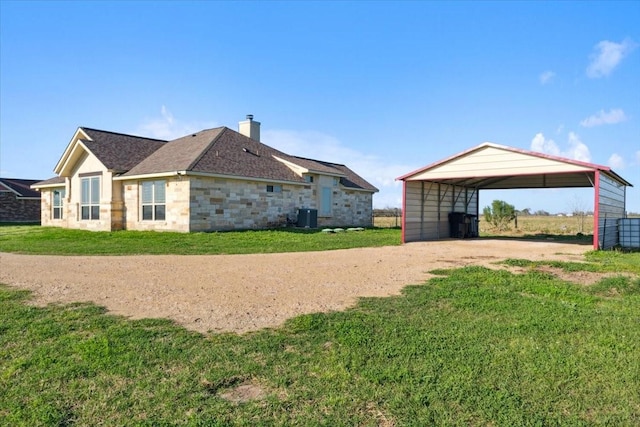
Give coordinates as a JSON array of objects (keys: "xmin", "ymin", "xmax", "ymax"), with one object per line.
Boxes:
[
  {"xmin": 38, "ymin": 176, "xmax": 374, "ymax": 232},
  {"xmin": 317, "ymin": 188, "xmax": 374, "ymax": 228},
  {"xmin": 0, "ymin": 192, "xmax": 41, "ymax": 223},
  {"xmin": 189, "ymin": 176, "xmax": 315, "ymax": 231},
  {"xmin": 123, "ymin": 177, "xmax": 191, "ymax": 232},
  {"xmin": 38, "ymin": 187, "xmax": 67, "ymax": 228},
  {"xmin": 189, "ymin": 176, "xmax": 374, "ymax": 231}
]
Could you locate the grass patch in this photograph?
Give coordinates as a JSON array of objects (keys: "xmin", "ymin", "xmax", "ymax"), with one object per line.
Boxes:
[
  {"xmin": 0, "ymin": 225, "xmax": 401, "ymax": 255},
  {"xmin": 2, "ymin": 255, "xmax": 639, "ymax": 425},
  {"xmin": 503, "ymin": 250, "xmax": 640, "ymax": 275}
]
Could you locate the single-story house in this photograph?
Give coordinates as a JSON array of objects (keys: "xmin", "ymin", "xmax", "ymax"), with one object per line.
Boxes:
[
  {"xmin": 32, "ymin": 116, "xmax": 378, "ymax": 232},
  {"xmin": 0, "ymin": 178, "xmax": 42, "ymax": 223}
]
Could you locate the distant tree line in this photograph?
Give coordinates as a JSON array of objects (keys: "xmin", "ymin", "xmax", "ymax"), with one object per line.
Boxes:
[
  {"xmin": 373, "ymin": 208, "xmax": 402, "ymax": 217},
  {"xmin": 516, "ymin": 208, "xmax": 595, "ymax": 216}
]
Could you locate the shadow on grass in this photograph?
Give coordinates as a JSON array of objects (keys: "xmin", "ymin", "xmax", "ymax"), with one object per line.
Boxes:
[{"xmin": 475, "ymin": 234, "xmax": 593, "ymax": 245}]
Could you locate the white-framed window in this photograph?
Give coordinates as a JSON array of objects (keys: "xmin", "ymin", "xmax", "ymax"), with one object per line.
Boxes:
[
  {"xmin": 141, "ymin": 180, "xmax": 166, "ymax": 221},
  {"xmin": 266, "ymin": 184, "xmax": 282, "ymax": 193},
  {"xmin": 52, "ymin": 188, "xmax": 65, "ymax": 219},
  {"xmin": 333, "ymin": 177, "xmax": 339, "ymax": 187},
  {"xmin": 81, "ymin": 176, "xmax": 100, "ymax": 220},
  {"xmin": 304, "ymin": 175, "xmax": 314, "ymax": 183}
]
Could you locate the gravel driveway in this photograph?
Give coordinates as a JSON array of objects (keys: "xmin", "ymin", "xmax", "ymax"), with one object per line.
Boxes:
[{"xmin": 0, "ymin": 239, "xmax": 589, "ymax": 334}]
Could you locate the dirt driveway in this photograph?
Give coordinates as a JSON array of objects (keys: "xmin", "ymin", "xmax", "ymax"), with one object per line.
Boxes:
[{"xmin": 0, "ymin": 239, "xmax": 589, "ymax": 334}]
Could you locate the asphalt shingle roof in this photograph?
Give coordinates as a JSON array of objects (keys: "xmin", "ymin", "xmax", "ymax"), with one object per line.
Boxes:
[
  {"xmin": 0, "ymin": 178, "xmax": 42, "ymax": 197},
  {"xmin": 122, "ymin": 126, "xmax": 377, "ymax": 191},
  {"xmin": 81, "ymin": 128, "xmax": 167, "ymax": 173},
  {"xmin": 32, "ymin": 176, "xmax": 65, "ymax": 187},
  {"xmin": 36, "ymin": 125, "xmax": 376, "ymax": 192}
]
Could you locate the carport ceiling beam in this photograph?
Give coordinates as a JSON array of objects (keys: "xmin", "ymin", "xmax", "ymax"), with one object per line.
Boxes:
[{"xmin": 473, "ymin": 176, "xmax": 514, "ymax": 188}]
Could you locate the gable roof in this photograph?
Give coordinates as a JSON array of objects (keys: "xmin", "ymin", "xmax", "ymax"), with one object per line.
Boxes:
[
  {"xmin": 0, "ymin": 178, "xmax": 42, "ymax": 198},
  {"xmin": 122, "ymin": 127, "xmax": 378, "ymax": 192},
  {"xmin": 54, "ymin": 127, "xmax": 166, "ymax": 176},
  {"xmin": 81, "ymin": 128, "xmax": 167, "ymax": 172},
  {"xmin": 398, "ymin": 142, "xmax": 632, "ymax": 189}
]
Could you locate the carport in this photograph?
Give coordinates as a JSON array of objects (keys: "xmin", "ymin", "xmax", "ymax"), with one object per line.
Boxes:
[{"xmin": 397, "ymin": 143, "xmax": 633, "ymax": 249}]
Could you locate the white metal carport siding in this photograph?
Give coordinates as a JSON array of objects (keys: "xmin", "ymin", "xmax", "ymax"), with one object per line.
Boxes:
[
  {"xmin": 402, "ymin": 181, "xmax": 478, "ymax": 242},
  {"xmin": 398, "ymin": 143, "xmax": 633, "ymax": 249}
]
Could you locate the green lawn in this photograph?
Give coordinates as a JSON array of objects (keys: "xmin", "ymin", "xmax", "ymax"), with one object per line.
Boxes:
[
  {"xmin": 2, "ymin": 251, "xmax": 639, "ymax": 426},
  {"xmin": 0, "ymin": 225, "xmax": 401, "ymax": 255}
]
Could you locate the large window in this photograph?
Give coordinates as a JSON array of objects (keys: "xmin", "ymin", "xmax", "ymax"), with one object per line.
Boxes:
[
  {"xmin": 52, "ymin": 188, "xmax": 65, "ymax": 219},
  {"xmin": 141, "ymin": 180, "xmax": 166, "ymax": 221},
  {"xmin": 81, "ymin": 176, "xmax": 100, "ymax": 220}
]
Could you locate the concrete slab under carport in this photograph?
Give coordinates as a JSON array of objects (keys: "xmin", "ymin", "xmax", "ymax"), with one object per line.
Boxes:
[{"xmin": 397, "ymin": 142, "xmax": 633, "ymax": 250}]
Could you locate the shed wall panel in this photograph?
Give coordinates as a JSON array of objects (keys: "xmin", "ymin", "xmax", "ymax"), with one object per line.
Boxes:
[
  {"xmin": 403, "ymin": 181, "xmax": 478, "ymax": 242},
  {"xmin": 598, "ymin": 174, "xmax": 626, "ymax": 249}
]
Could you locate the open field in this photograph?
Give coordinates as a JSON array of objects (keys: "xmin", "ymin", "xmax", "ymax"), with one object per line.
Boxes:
[
  {"xmin": 480, "ymin": 214, "xmax": 594, "ymax": 236},
  {"xmin": 373, "ymin": 214, "xmax": 595, "ymax": 236}
]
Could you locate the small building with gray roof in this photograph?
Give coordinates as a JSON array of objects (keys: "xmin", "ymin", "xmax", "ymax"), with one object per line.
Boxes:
[{"xmin": 0, "ymin": 178, "xmax": 43, "ymax": 223}]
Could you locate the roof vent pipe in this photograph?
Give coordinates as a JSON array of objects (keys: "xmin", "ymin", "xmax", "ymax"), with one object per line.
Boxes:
[{"xmin": 239, "ymin": 114, "xmax": 260, "ymax": 141}]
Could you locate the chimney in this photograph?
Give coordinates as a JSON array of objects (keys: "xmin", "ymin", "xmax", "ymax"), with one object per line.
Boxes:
[{"xmin": 238, "ymin": 114, "xmax": 260, "ymax": 141}]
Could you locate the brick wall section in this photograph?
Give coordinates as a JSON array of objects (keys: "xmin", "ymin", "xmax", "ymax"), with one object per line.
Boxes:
[{"xmin": 0, "ymin": 192, "xmax": 41, "ymax": 222}]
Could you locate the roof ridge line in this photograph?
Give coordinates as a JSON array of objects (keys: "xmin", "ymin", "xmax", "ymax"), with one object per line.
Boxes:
[
  {"xmin": 81, "ymin": 127, "xmax": 168, "ymax": 142},
  {"xmin": 289, "ymin": 154, "xmax": 346, "ymax": 167},
  {"xmin": 185, "ymin": 127, "xmax": 229, "ymax": 171}
]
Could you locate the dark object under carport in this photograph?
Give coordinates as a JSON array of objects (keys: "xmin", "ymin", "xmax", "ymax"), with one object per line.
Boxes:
[{"xmin": 448, "ymin": 212, "xmax": 478, "ymax": 238}]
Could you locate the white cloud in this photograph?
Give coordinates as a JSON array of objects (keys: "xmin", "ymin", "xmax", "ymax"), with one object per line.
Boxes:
[
  {"xmin": 580, "ymin": 108, "xmax": 628, "ymax": 127},
  {"xmin": 530, "ymin": 132, "xmax": 591, "ymax": 162},
  {"xmin": 608, "ymin": 153, "xmax": 625, "ymax": 169},
  {"xmin": 539, "ymin": 71, "xmax": 555, "ymax": 85},
  {"xmin": 263, "ymin": 129, "xmax": 412, "ymax": 208},
  {"xmin": 137, "ymin": 106, "xmax": 218, "ymax": 140},
  {"xmin": 530, "ymin": 132, "xmax": 561, "ymax": 156},
  {"xmin": 586, "ymin": 38, "xmax": 637, "ymax": 78},
  {"xmin": 567, "ymin": 132, "xmax": 591, "ymax": 162}
]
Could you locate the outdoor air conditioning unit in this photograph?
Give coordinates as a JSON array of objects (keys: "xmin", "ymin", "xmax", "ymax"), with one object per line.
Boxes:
[{"xmin": 297, "ymin": 208, "xmax": 318, "ymax": 228}]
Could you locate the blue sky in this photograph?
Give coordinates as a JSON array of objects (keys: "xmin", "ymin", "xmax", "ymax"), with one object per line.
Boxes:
[{"xmin": 1, "ymin": 1, "xmax": 638, "ymax": 213}]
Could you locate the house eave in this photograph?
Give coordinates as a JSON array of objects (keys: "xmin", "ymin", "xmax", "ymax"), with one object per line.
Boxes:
[
  {"xmin": 184, "ymin": 171, "xmax": 310, "ymax": 186},
  {"xmin": 31, "ymin": 181, "xmax": 66, "ymax": 190},
  {"xmin": 114, "ymin": 170, "xmax": 307, "ymax": 186},
  {"xmin": 342, "ymin": 186, "xmax": 379, "ymax": 193},
  {"xmin": 272, "ymin": 155, "xmax": 346, "ymax": 178},
  {"xmin": 114, "ymin": 171, "xmax": 182, "ymax": 181}
]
